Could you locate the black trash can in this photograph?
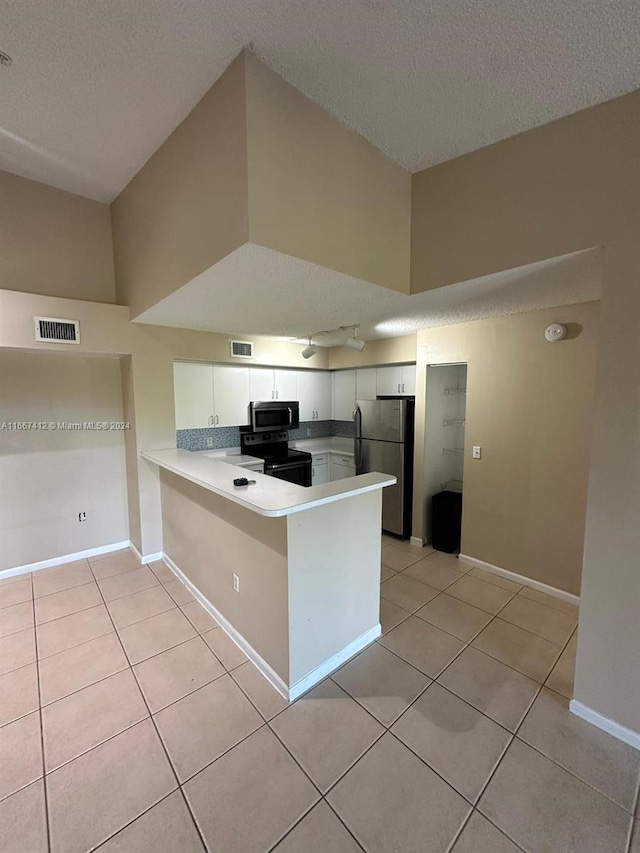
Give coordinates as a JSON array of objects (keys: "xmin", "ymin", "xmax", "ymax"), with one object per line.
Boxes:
[{"xmin": 431, "ymin": 490, "xmax": 463, "ymax": 553}]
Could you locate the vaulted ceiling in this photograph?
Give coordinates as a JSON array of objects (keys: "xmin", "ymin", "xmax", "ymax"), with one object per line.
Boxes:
[{"xmin": 1, "ymin": 0, "xmax": 639, "ymax": 201}]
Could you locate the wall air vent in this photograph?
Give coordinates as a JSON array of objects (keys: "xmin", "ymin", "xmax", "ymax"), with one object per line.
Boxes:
[
  {"xmin": 229, "ymin": 340, "xmax": 254, "ymax": 358},
  {"xmin": 34, "ymin": 317, "xmax": 80, "ymax": 344}
]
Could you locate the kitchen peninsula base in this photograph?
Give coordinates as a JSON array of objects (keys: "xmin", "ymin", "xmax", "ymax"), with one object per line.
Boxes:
[{"xmin": 144, "ymin": 450, "xmax": 394, "ymax": 701}]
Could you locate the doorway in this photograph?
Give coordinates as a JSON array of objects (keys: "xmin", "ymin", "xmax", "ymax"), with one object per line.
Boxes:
[{"xmin": 424, "ymin": 363, "xmax": 467, "ymax": 548}]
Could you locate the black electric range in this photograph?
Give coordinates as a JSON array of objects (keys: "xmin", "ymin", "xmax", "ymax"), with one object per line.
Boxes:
[{"xmin": 240, "ymin": 431, "xmax": 312, "ymax": 487}]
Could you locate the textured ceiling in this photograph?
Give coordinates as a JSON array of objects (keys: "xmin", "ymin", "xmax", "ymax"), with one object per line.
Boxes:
[
  {"xmin": 135, "ymin": 244, "xmax": 602, "ymax": 341},
  {"xmin": 1, "ymin": 0, "xmax": 639, "ymax": 200}
]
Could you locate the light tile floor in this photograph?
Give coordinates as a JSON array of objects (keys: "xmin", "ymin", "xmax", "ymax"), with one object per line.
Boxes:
[{"xmin": 0, "ymin": 540, "xmax": 639, "ymax": 852}]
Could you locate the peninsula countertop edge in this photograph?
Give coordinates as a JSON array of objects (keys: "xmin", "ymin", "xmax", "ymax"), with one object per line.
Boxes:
[{"xmin": 142, "ymin": 448, "xmax": 396, "ymax": 517}]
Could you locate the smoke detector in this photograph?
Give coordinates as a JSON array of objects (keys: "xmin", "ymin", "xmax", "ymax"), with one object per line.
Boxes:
[
  {"xmin": 0, "ymin": 52, "xmax": 13, "ymax": 67},
  {"xmin": 545, "ymin": 324, "xmax": 567, "ymax": 342}
]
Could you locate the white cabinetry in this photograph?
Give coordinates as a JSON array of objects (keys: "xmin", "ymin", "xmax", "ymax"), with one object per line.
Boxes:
[
  {"xmin": 330, "ymin": 452, "xmax": 356, "ymax": 481},
  {"xmin": 332, "ymin": 370, "xmax": 356, "ymax": 421},
  {"xmin": 311, "ymin": 453, "xmax": 329, "ymax": 484},
  {"xmin": 173, "ymin": 362, "xmax": 214, "ymax": 429},
  {"xmin": 356, "ymin": 368, "xmax": 377, "ymax": 401},
  {"xmin": 248, "ymin": 368, "xmax": 297, "ymax": 401},
  {"xmin": 212, "ymin": 365, "xmax": 249, "ymax": 427},
  {"xmin": 297, "ymin": 371, "xmax": 331, "ymax": 421},
  {"xmin": 173, "ymin": 362, "xmax": 250, "ymax": 428},
  {"xmin": 376, "ymin": 365, "xmax": 416, "ymax": 396}
]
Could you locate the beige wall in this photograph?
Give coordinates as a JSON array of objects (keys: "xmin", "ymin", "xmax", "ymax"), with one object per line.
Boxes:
[
  {"xmin": 328, "ymin": 334, "xmax": 416, "ymax": 369},
  {"xmin": 0, "ymin": 351, "xmax": 128, "ymax": 569},
  {"xmin": 0, "ymin": 170, "xmax": 115, "ymax": 304},
  {"xmin": 411, "ymin": 90, "xmax": 639, "ymax": 294},
  {"xmin": 414, "ymin": 302, "xmax": 600, "ymax": 596},
  {"xmin": 160, "ymin": 469, "xmax": 290, "ymax": 680},
  {"xmin": 111, "ymin": 54, "xmax": 249, "ymax": 318},
  {"xmin": 410, "ymin": 88, "xmax": 639, "ymax": 733},
  {"xmin": 0, "ymin": 288, "xmax": 333, "ymax": 559},
  {"xmin": 245, "ymin": 54, "xmax": 411, "ymax": 294},
  {"xmin": 573, "ymin": 243, "xmax": 640, "ymax": 732}
]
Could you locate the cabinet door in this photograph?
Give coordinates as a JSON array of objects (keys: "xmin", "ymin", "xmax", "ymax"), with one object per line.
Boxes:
[
  {"xmin": 249, "ymin": 367, "xmax": 275, "ymax": 402},
  {"xmin": 314, "ymin": 372, "xmax": 332, "ymax": 419},
  {"xmin": 356, "ymin": 368, "xmax": 377, "ymax": 401},
  {"xmin": 312, "ymin": 463, "xmax": 329, "ymax": 485},
  {"xmin": 296, "ymin": 371, "xmax": 316, "ymax": 421},
  {"xmin": 376, "ymin": 366, "xmax": 403, "ymax": 397},
  {"xmin": 332, "ymin": 370, "xmax": 356, "ymax": 421},
  {"xmin": 331, "ymin": 460, "xmax": 356, "ymax": 481},
  {"xmin": 401, "ymin": 365, "xmax": 416, "ymax": 396},
  {"xmin": 212, "ymin": 365, "xmax": 250, "ymax": 427},
  {"xmin": 173, "ymin": 362, "xmax": 214, "ymax": 429},
  {"xmin": 274, "ymin": 369, "xmax": 297, "ymax": 401}
]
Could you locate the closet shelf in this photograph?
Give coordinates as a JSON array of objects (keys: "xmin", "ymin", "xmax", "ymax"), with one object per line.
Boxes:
[
  {"xmin": 441, "ymin": 479, "xmax": 463, "ymax": 492},
  {"xmin": 443, "ymin": 418, "xmax": 466, "ymax": 427},
  {"xmin": 442, "ymin": 447, "xmax": 464, "ymax": 457}
]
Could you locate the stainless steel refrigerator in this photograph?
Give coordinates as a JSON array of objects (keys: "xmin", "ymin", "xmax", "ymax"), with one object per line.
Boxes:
[{"xmin": 354, "ymin": 399, "xmax": 414, "ymax": 538}]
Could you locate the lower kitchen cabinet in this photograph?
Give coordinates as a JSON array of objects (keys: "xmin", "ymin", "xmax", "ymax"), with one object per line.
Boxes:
[
  {"xmin": 330, "ymin": 453, "xmax": 356, "ymax": 481},
  {"xmin": 312, "ymin": 462, "xmax": 329, "ymax": 485}
]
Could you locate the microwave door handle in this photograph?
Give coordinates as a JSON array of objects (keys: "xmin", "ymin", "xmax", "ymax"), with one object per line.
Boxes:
[{"xmin": 287, "ymin": 407, "xmax": 293, "ymax": 426}]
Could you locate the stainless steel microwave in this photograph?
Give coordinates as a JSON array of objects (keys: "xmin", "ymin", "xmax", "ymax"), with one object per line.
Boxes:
[{"xmin": 249, "ymin": 401, "xmax": 300, "ymax": 433}]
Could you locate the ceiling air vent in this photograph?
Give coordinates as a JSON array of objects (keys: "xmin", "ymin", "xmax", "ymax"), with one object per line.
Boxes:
[
  {"xmin": 34, "ymin": 317, "xmax": 80, "ymax": 344},
  {"xmin": 229, "ymin": 340, "xmax": 254, "ymax": 358}
]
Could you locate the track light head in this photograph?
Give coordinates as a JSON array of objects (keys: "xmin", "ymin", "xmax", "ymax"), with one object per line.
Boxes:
[
  {"xmin": 344, "ymin": 336, "xmax": 365, "ymax": 352},
  {"xmin": 301, "ymin": 343, "xmax": 318, "ymax": 359}
]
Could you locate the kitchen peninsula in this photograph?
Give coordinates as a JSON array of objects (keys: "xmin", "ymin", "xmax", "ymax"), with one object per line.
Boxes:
[{"xmin": 143, "ymin": 449, "xmax": 395, "ymax": 700}]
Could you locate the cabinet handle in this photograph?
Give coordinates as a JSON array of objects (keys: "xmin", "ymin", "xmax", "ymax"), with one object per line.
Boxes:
[
  {"xmin": 276, "ymin": 390, "xmax": 279, "ymax": 399},
  {"xmin": 402, "ymin": 383, "xmax": 405, "ymax": 392},
  {"xmin": 397, "ymin": 383, "xmax": 401, "ymax": 393},
  {"xmin": 215, "ymin": 415, "xmax": 219, "ymax": 426}
]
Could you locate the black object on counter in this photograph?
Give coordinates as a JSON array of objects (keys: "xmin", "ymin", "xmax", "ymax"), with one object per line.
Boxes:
[
  {"xmin": 233, "ymin": 478, "xmax": 256, "ymax": 487},
  {"xmin": 431, "ymin": 490, "xmax": 463, "ymax": 553}
]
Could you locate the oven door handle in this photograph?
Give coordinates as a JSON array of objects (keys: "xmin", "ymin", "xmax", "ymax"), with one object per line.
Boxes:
[{"xmin": 268, "ymin": 461, "xmax": 302, "ymax": 471}]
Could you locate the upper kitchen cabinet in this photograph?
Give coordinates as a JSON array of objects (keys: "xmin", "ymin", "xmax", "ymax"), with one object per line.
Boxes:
[
  {"xmin": 248, "ymin": 367, "xmax": 297, "ymax": 401},
  {"xmin": 212, "ymin": 365, "xmax": 250, "ymax": 427},
  {"xmin": 174, "ymin": 362, "xmax": 250, "ymax": 429},
  {"xmin": 376, "ymin": 365, "xmax": 416, "ymax": 397},
  {"xmin": 174, "ymin": 362, "xmax": 215, "ymax": 429},
  {"xmin": 356, "ymin": 368, "xmax": 377, "ymax": 401},
  {"xmin": 332, "ymin": 370, "xmax": 356, "ymax": 421},
  {"xmin": 297, "ymin": 371, "xmax": 331, "ymax": 421}
]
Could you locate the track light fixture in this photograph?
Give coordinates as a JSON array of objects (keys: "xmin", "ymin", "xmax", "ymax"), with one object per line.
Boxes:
[
  {"xmin": 298, "ymin": 325, "xmax": 365, "ymax": 358},
  {"xmin": 301, "ymin": 340, "xmax": 318, "ymax": 359}
]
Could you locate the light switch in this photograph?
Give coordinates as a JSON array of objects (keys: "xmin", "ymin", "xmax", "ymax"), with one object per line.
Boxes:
[{"xmin": 472, "ymin": 446, "xmax": 482, "ymax": 459}]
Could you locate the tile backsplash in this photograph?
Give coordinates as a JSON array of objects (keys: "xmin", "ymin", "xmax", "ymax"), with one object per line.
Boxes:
[{"xmin": 176, "ymin": 419, "xmax": 354, "ymax": 452}]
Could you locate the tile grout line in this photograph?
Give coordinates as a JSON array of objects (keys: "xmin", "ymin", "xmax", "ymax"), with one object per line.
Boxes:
[
  {"xmin": 85, "ymin": 556, "xmax": 211, "ymax": 853},
  {"xmin": 30, "ymin": 572, "xmax": 53, "ymax": 853}
]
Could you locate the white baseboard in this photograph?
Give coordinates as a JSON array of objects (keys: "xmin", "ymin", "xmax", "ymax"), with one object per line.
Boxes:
[
  {"xmin": 288, "ymin": 624, "xmax": 381, "ymax": 701},
  {"xmin": 129, "ymin": 542, "xmax": 163, "ymax": 565},
  {"xmin": 570, "ymin": 700, "xmax": 640, "ymax": 750},
  {"xmin": 161, "ymin": 553, "xmax": 291, "ymax": 700},
  {"xmin": 0, "ymin": 540, "xmax": 130, "ymax": 581},
  {"xmin": 161, "ymin": 553, "xmax": 380, "ymax": 702},
  {"xmin": 410, "ymin": 536, "xmax": 424, "ymax": 548},
  {"xmin": 458, "ymin": 553, "xmax": 580, "ymax": 606}
]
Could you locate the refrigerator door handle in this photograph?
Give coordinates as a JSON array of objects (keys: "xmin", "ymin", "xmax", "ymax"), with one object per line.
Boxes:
[{"xmin": 354, "ymin": 406, "xmax": 363, "ymax": 470}]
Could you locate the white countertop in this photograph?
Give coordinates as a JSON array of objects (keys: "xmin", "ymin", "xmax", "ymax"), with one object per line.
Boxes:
[
  {"xmin": 142, "ymin": 448, "xmax": 394, "ymax": 517},
  {"xmin": 289, "ymin": 437, "xmax": 354, "ymax": 456},
  {"xmin": 199, "ymin": 448, "xmax": 263, "ymax": 467}
]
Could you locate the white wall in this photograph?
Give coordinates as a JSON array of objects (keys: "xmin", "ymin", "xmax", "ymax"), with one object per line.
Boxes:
[{"xmin": 0, "ymin": 352, "xmax": 129, "ymax": 570}]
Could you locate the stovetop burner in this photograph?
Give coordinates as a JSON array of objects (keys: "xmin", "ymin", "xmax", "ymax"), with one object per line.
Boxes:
[{"xmin": 240, "ymin": 430, "xmax": 312, "ymax": 463}]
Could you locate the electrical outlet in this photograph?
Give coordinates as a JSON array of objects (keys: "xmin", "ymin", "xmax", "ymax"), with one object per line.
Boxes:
[
  {"xmin": 472, "ymin": 446, "xmax": 482, "ymax": 460},
  {"xmin": 306, "ymin": 428, "xmax": 311, "ymax": 437},
  {"xmin": 78, "ymin": 511, "xmax": 87, "ymax": 522},
  {"xmin": 206, "ymin": 437, "xmax": 214, "ymax": 448},
  {"xmin": 233, "ymin": 573, "xmax": 240, "ymax": 593}
]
